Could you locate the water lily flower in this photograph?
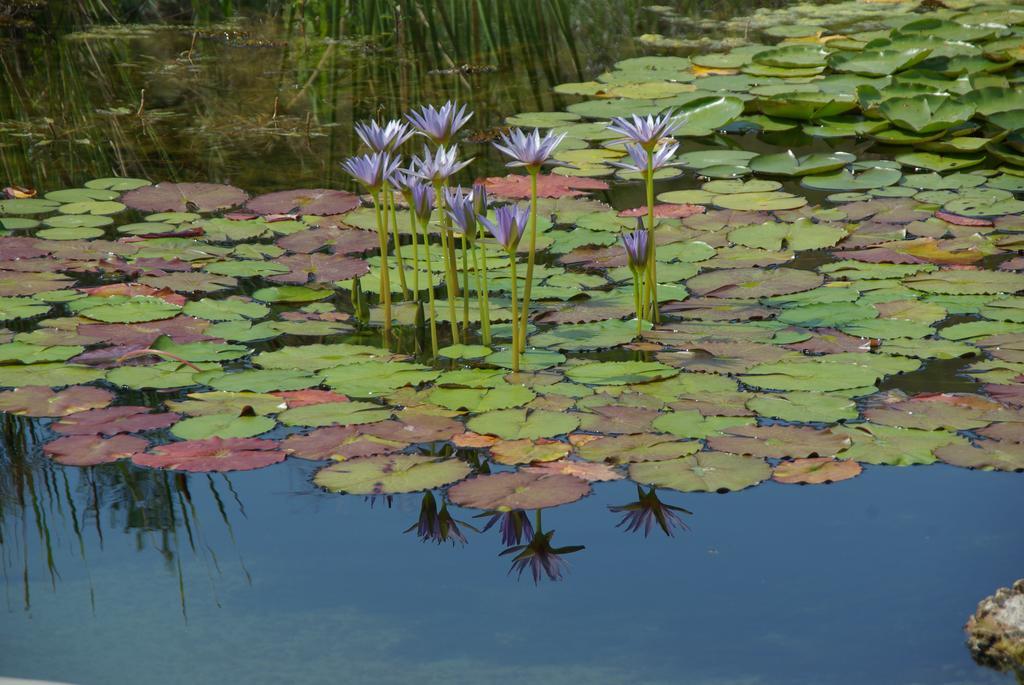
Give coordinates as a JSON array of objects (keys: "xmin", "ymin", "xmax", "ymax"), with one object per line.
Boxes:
[
  {"xmin": 493, "ymin": 128, "xmax": 567, "ymax": 171},
  {"xmin": 472, "ymin": 182, "xmax": 488, "ymax": 216},
  {"xmin": 340, "ymin": 151, "xmax": 401, "ymax": 191},
  {"xmin": 478, "ymin": 510, "xmax": 534, "ymax": 547},
  {"xmin": 500, "ymin": 524, "xmax": 584, "ymax": 583},
  {"xmin": 479, "ymin": 204, "xmax": 528, "ymax": 252},
  {"xmin": 408, "ymin": 181, "xmax": 436, "ymax": 224},
  {"xmin": 410, "ymin": 145, "xmax": 473, "ymax": 185},
  {"xmin": 405, "ymin": 492, "xmax": 472, "ymax": 546},
  {"xmin": 610, "ymin": 140, "xmax": 680, "ymax": 176},
  {"xmin": 607, "ymin": 111, "xmax": 681, "ymax": 150},
  {"xmin": 609, "ymin": 485, "xmax": 692, "ymax": 537},
  {"xmin": 355, "ymin": 119, "xmax": 415, "ymax": 152},
  {"xmin": 621, "ymin": 224, "xmax": 649, "ymax": 274},
  {"xmin": 406, "ymin": 101, "xmax": 473, "ymax": 146},
  {"xmin": 444, "ymin": 186, "xmax": 478, "ymax": 239}
]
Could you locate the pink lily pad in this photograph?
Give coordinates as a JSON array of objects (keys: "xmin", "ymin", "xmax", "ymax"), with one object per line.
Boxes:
[
  {"xmin": 245, "ymin": 189, "xmax": 360, "ymax": 216},
  {"xmin": 121, "ymin": 182, "xmax": 249, "ymax": 213},
  {"xmin": 276, "ymin": 226, "xmax": 379, "ymax": 255},
  {"xmin": 448, "ymin": 470, "xmax": 591, "ymax": 511},
  {"xmin": 618, "ymin": 203, "xmax": 705, "ymax": 219},
  {"xmin": 131, "ymin": 437, "xmax": 285, "ymax": 472},
  {"xmin": 267, "ymin": 254, "xmax": 369, "ymax": 284},
  {"xmin": 52, "ymin": 406, "xmax": 180, "ymax": 436},
  {"xmin": 480, "ymin": 174, "xmax": 608, "ymax": 199},
  {"xmin": 44, "ymin": 434, "xmax": 149, "ymax": 466},
  {"xmin": 0, "ymin": 386, "xmax": 114, "ymax": 417}
]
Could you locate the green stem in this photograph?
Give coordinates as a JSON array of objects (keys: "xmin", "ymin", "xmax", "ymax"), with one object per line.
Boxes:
[
  {"xmin": 461, "ymin": 233, "xmax": 470, "ymax": 339},
  {"xmin": 519, "ymin": 168, "xmax": 539, "ymax": 351},
  {"xmin": 433, "ymin": 182, "xmax": 461, "ymax": 344},
  {"xmin": 633, "ymin": 271, "xmax": 642, "ymax": 338},
  {"xmin": 409, "ymin": 205, "xmax": 421, "ymax": 302},
  {"xmin": 371, "ymin": 190, "xmax": 391, "ymax": 344},
  {"xmin": 472, "ymin": 237, "xmax": 490, "ymax": 345},
  {"xmin": 509, "ymin": 251, "xmax": 520, "ymax": 373},
  {"xmin": 645, "ymin": 155, "xmax": 659, "ymax": 323},
  {"xmin": 386, "ymin": 187, "xmax": 410, "ymax": 301},
  {"xmin": 419, "ymin": 213, "xmax": 439, "ymax": 357}
]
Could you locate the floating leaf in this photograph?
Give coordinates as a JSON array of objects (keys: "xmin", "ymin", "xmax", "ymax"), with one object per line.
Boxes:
[
  {"xmin": 44, "ymin": 434, "xmax": 149, "ymax": 467},
  {"xmin": 629, "ymin": 452, "xmax": 771, "ymax": 493},
  {"xmin": 132, "ymin": 437, "xmax": 285, "ymax": 472},
  {"xmin": 467, "ymin": 409, "xmax": 580, "ymax": 440},
  {"xmin": 565, "ymin": 361, "xmax": 677, "ymax": 386},
  {"xmin": 314, "ymin": 454, "xmax": 470, "ymax": 494},
  {"xmin": 448, "ymin": 470, "xmax": 590, "ymax": 510},
  {"xmin": 121, "ymin": 182, "xmax": 249, "ymax": 213},
  {"xmin": 772, "ymin": 458, "xmax": 862, "ymax": 484}
]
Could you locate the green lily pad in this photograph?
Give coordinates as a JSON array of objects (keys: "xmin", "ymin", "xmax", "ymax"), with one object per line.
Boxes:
[
  {"xmin": 629, "ymin": 452, "xmax": 771, "ymax": 493},
  {"xmin": 314, "ymin": 455, "xmax": 471, "ymax": 494},
  {"xmin": 467, "ymin": 408, "xmax": 580, "ymax": 440}
]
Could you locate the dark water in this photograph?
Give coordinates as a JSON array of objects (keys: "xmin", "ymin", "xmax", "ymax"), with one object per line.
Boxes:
[{"xmin": 1, "ymin": 2, "xmax": 1022, "ymax": 684}]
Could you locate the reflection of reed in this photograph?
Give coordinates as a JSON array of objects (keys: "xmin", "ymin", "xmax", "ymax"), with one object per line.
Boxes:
[{"xmin": 0, "ymin": 414, "xmax": 249, "ymax": 619}]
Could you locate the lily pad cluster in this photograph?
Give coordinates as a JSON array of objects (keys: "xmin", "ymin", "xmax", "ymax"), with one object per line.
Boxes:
[{"xmin": 3, "ymin": 2, "xmax": 1024, "ymax": 535}]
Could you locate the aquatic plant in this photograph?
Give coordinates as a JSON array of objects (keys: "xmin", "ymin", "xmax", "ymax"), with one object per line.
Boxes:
[
  {"xmin": 493, "ymin": 128, "xmax": 567, "ymax": 351},
  {"xmin": 479, "ymin": 204, "xmax": 529, "ymax": 371},
  {"xmin": 341, "ymin": 150, "xmax": 401, "ymax": 341},
  {"xmin": 621, "ymin": 222, "xmax": 649, "ymax": 337}
]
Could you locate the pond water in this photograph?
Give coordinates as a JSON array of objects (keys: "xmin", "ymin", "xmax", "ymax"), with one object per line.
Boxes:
[{"xmin": 2, "ymin": 1, "xmax": 1024, "ymax": 684}]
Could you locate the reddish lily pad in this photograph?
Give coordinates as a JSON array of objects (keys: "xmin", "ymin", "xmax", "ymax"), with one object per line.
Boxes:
[
  {"xmin": 481, "ymin": 174, "xmax": 608, "ymax": 199},
  {"xmin": 245, "ymin": 189, "xmax": 360, "ymax": 216},
  {"xmin": 267, "ymin": 253, "xmax": 369, "ymax": 284},
  {"xmin": 522, "ymin": 460, "xmax": 624, "ymax": 482},
  {"xmin": 772, "ymin": 457, "xmax": 863, "ymax": 484},
  {"xmin": 132, "ymin": 437, "xmax": 285, "ymax": 472},
  {"xmin": 864, "ymin": 392, "xmax": 1014, "ymax": 430},
  {"xmin": 44, "ymin": 434, "xmax": 149, "ymax": 467},
  {"xmin": 0, "ymin": 385, "xmax": 114, "ymax": 417},
  {"xmin": 52, "ymin": 406, "xmax": 180, "ymax": 436},
  {"xmin": 447, "ymin": 470, "xmax": 591, "ymax": 511},
  {"xmin": 121, "ymin": 182, "xmax": 249, "ymax": 213},
  {"xmin": 282, "ymin": 426, "xmax": 407, "ymax": 460},
  {"xmin": 934, "ymin": 440, "xmax": 1024, "ymax": 472},
  {"xmin": 707, "ymin": 425, "xmax": 851, "ymax": 459},
  {"xmin": 276, "ymin": 226, "xmax": 379, "ymax": 255}
]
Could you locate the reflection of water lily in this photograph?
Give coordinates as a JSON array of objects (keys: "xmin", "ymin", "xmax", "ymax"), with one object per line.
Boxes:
[
  {"xmin": 405, "ymin": 492, "xmax": 472, "ymax": 546},
  {"xmin": 500, "ymin": 512, "xmax": 583, "ymax": 583},
  {"xmin": 477, "ymin": 510, "xmax": 534, "ymax": 546},
  {"xmin": 609, "ymin": 485, "xmax": 692, "ymax": 537}
]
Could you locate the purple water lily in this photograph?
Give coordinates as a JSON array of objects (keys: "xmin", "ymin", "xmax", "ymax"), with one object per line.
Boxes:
[
  {"xmin": 479, "ymin": 204, "xmax": 529, "ymax": 251},
  {"xmin": 355, "ymin": 119, "xmax": 414, "ymax": 152},
  {"xmin": 410, "ymin": 145, "xmax": 473, "ymax": 185},
  {"xmin": 607, "ymin": 111, "xmax": 681, "ymax": 149},
  {"xmin": 409, "ymin": 182, "xmax": 435, "ymax": 224},
  {"xmin": 610, "ymin": 140, "xmax": 680, "ymax": 175},
  {"xmin": 478, "ymin": 510, "xmax": 534, "ymax": 547},
  {"xmin": 405, "ymin": 492, "xmax": 471, "ymax": 546},
  {"xmin": 406, "ymin": 101, "xmax": 473, "ymax": 146},
  {"xmin": 340, "ymin": 151, "xmax": 401, "ymax": 191},
  {"xmin": 609, "ymin": 485, "xmax": 692, "ymax": 537},
  {"xmin": 444, "ymin": 186, "xmax": 478, "ymax": 238},
  {"xmin": 493, "ymin": 128, "xmax": 567, "ymax": 170},
  {"xmin": 500, "ymin": 527, "xmax": 584, "ymax": 584},
  {"xmin": 621, "ymin": 225, "xmax": 649, "ymax": 273}
]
